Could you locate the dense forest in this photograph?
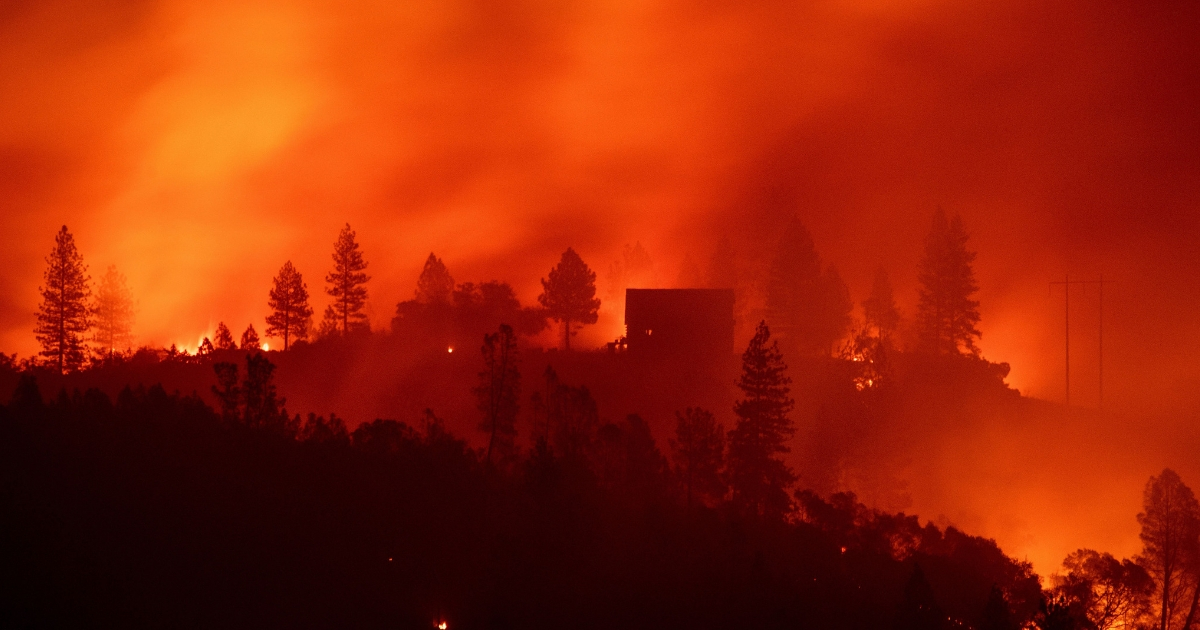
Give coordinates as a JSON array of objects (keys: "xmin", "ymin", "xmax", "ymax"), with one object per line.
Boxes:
[{"xmin": 2, "ymin": 213, "xmax": 1191, "ymax": 629}]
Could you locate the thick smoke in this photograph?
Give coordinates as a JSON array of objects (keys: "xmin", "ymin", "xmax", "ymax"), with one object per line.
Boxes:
[{"xmin": 2, "ymin": 0, "xmax": 1199, "ymax": 574}]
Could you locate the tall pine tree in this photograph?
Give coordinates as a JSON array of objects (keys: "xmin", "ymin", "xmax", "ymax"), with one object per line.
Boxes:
[
  {"xmin": 538, "ymin": 248, "xmax": 600, "ymax": 351},
  {"xmin": 35, "ymin": 226, "xmax": 92, "ymax": 373},
  {"xmin": 265, "ymin": 260, "xmax": 313, "ymax": 350},
  {"xmin": 916, "ymin": 209, "xmax": 981, "ymax": 355},
  {"xmin": 766, "ymin": 217, "xmax": 852, "ymax": 357},
  {"xmin": 241, "ymin": 324, "xmax": 260, "ymax": 350},
  {"xmin": 92, "ymin": 264, "xmax": 134, "ymax": 359},
  {"xmin": 213, "ymin": 322, "xmax": 236, "ymax": 350},
  {"xmin": 726, "ymin": 321, "xmax": 796, "ymax": 518},
  {"xmin": 415, "ymin": 253, "xmax": 454, "ymax": 305},
  {"xmin": 323, "ymin": 223, "xmax": 370, "ymax": 335}
]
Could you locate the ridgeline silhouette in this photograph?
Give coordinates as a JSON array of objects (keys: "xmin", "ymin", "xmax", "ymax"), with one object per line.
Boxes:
[{"xmin": 8, "ymin": 212, "xmax": 1170, "ymax": 628}]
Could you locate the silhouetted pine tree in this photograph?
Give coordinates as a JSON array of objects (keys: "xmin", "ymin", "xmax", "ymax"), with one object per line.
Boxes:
[
  {"xmin": 474, "ymin": 324, "xmax": 520, "ymax": 467},
  {"xmin": 265, "ymin": 260, "xmax": 313, "ymax": 350},
  {"xmin": 415, "ymin": 253, "xmax": 454, "ymax": 305},
  {"xmin": 916, "ymin": 209, "xmax": 981, "ymax": 355},
  {"xmin": 322, "ymin": 223, "xmax": 370, "ymax": 335},
  {"xmin": 35, "ymin": 226, "xmax": 92, "ymax": 373},
  {"xmin": 92, "ymin": 264, "xmax": 134, "ymax": 360},
  {"xmin": 213, "ymin": 322, "xmax": 236, "ymax": 350},
  {"xmin": 240, "ymin": 324, "xmax": 260, "ymax": 350},
  {"xmin": 863, "ymin": 267, "xmax": 901, "ymax": 342},
  {"xmin": 670, "ymin": 407, "xmax": 726, "ymax": 509},
  {"xmin": 538, "ymin": 248, "xmax": 600, "ymax": 351},
  {"xmin": 766, "ymin": 217, "xmax": 851, "ymax": 357},
  {"xmin": 727, "ymin": 321, "xmax": 796, "ymax": 518}
]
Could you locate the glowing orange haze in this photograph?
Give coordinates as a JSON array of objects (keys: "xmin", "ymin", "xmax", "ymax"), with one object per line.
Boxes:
[{"xmin": 2, "ymin": 0, "xmax": 1199, "ymax": 576}]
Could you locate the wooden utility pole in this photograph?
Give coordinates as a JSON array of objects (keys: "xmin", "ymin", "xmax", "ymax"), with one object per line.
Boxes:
[{"xmin": 1049, "ymin": 276, "xmax": 1113, "ymax": 410}]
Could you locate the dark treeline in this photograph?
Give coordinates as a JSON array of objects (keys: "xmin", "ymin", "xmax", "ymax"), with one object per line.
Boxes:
[
  {"xmin": 1, "ymin": 368, "xmax": 1045, "ymax": 629},
  {"xmin": 10, "ymin": 211, "xmax": 1183, "ymax": 628}
]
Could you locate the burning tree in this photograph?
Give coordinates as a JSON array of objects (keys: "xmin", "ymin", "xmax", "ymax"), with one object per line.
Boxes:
[
  {"xmin": 92, "ymin": 264, "xmax": 135, "ymax": 360},
  {"xmin": 265, "ymin": 260, "xmax": 313, "ymax": 350},
  {"xmin": 322, "ymin": 223, "xmax": 370, "ymax": 336},
  {"xmin": 726, "ymin": 321, "xmax": 796, "ymax": 518},
  {"xmin": 538, "ymin": 247, "xmax": 599, "ymax": 351},
  {"xmin": 35, "ymin": 226, "xmax": 92, "ymax": 373}
]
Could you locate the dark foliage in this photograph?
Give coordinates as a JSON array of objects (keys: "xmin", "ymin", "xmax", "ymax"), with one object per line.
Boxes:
[
  {"xmin": 0, "ymin": 371, "xmax": 1044, "ymax": 629},
  {"xmin": 265, "ymin": 260, "xmax": 313, "ymax": 350},
  {"xmin": 916, "ymin": 209, "xmax": 981, "ymax": 356},
  {"xmin": 322, "ymin": 223, "xmax": 371, "ymax": 336},
  {"xmin": 728, "ymin": 321, "xmax": 796, "ymax": 518},
  {"xmin": 35, "ymin": 225, "xmax": 91, "ymax": 373},
  {"xmin": 475, "ymin": 324, "xmax": 520, "ymax": 467},
  {"xmin": 538, "ymin": 247, "xmax": 600, "ymax": 351}
]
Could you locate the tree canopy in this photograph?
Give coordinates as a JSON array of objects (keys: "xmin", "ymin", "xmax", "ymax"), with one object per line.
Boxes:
[
  {"xmin": 92, "ymin": 264, "xmax": 135, "ymax": 360},
  {"xmin": 1137, "ymin": 468, "xmax": 1200, "ymax": 630},
  {"xmin": 415, "ymin": 253, "xmax": 455, "ymax": 305},
  {"xmin": 213, "ymin": 322, "xmax": 236, "ymax": 350},
  {"xmin": 727, "ymin": 321, "xmax": 796, "ymax": 517},
  {"xmin": 265, "ymin": 260, "xmax": 313, "ymax": 350},
  {"xmin": 323, "ymin": 223, "xmax": 370, "ymax": 336},
  {"xmin": 916, "ymin": 209, "xmax": 981, "ymax": 355},
  {"xmin": 538, "ymin": 248, "xmax": 600, "ymax": 350},
  {"xmin": 766, "ymin": 217, "xmax": 852, "ymax": 357},
  {"xmin": 240, "ymin": 324, "xmax": 261, "ymax": 350},
  {"xmin": 35, "ymin": 226, "xmax": 92, "ymax": 373}
]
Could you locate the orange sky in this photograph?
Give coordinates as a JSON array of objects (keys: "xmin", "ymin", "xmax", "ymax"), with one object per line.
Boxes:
[{"xmin": 2, "ymin": 0, "xmax": 1199, "ymax": 576}]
